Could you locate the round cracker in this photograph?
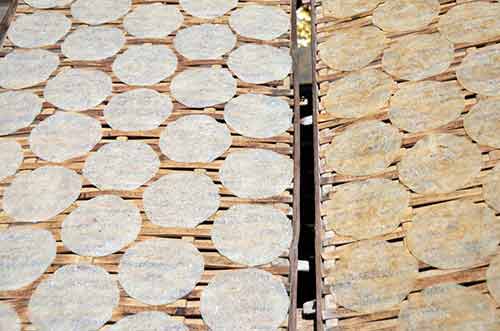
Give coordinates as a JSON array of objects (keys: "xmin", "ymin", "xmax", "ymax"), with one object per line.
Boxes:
[
  {"xmin": 200, "ymin": 268, "xmax": 289, "ymax": 331},
  {"xmin": 44, "ymin": 68, "xmax": 112, "ymax": 111},
  {"xmin": 112, "ymin": 44, "xmax": 177, "ymax": 86},
  {"xmin": 0, "ymin": 49, "xmax": 59, "ymax": 90},
  {"xmin": 212, "ymin": 204, "xmax": 293, "ymax": 266},
  {"xmin": 228, "ymin": 44, "xmax": 292, "ymax": 84},
  {"xmin": 171, "ymin": 68, "xmax": 236, "ymax": 108},
  {"xmin": 61, "ymin": 195, "xmax": 141, "ymax": 257},
  {"xmin": 398, "ymin": 133, "xmax": 482, "ymax": 194},
  {"xmin": 0, "ymin": 140, "xmax": 23, "ymax": 182},
  {"xmin": 456, "ymin": 44, "xmax": 500, "ymax": 96},
  {"xmin": 0, "ymin": 91, "xmax": 42, "ymax": 136},
  {"xmin": 487, "ymin": 255, "xmax": 500, "ymax": 304},
  {"xmin": 109, "ymin": 312, "xmax": 188, "ymax": 331},
  {"xmin": 143, "ymin": 172, "xmax": 220, "ymax": 228},
  {"xmin": 83, "ymin": 141, "xmax": 159, "ymax": 191},
  {"xmin": 61, "ymin": 26, "xmax": 125, "ymax": 61},
  {"xmin": 174, "ymin": 24, "xmax": 236, "ymax": 60},
  {"xmin": 104, "ymin": 88, "xmax": 173, "ymax": 132},
  {"xmin": 331, "ymin": 240, "xmax": 418, "ymax": 313},
  {"xmin": 406, "ymin": 200, "xmax": 499, "ymax": 269},
  {"xmin": 25, "ymin": 0, "xmax": 73, "ymax": 8},
  {"xmin": 0, "ymin": 227, "xmax": 56, "ymax": 291},
  {"xmin": 323, "ymin": 0, "xmax": 382, "ymax": 19},
  {"xmin": 324, "ymin": 68, "xmax": 396, "ymax": 118},
  {"xmin": 29, "ymin": 264, "xmax": 119, "ymax": 331},
  {"xmin": 229, "ymin": 5, "xmax": 290, "ymax": 40},
  {"xmin": 118, "ymin": 238, "xmax": 204, "ymax": 305},
  {"xmin": 438, "ymin": 2, "xmax": 500, "ymax": 45},
  {"xmin": 399, "ymin": 283, "xmax": 498, "ymax": 331},
  {"xmin": 464, "ymin": 98, "xmax": 500, "ymax": 148},
  {"xmin": 71, "ymin": 0, "xmax": 131, "ymax": 25},
  {"xmin": 382, "ymin": 33, "xmax": 454, "ymax": 81},
  {"xmin": 224, "ymin": 93, "xmax": 293, "ymax": 138},
  {"xmin": 179, "ymin": 0, "xmax": 237, "ymax": 19},
  {"xmin": 373, "ymin": 0, "xmax": 440, "ymax": 33},
  {"xmin": 325, "ymin": 120, "xmax": 402, "ymax": 176},
  {"xmin": 0, "ymin": 303, "xmax": 20, "ymax": 331},
  {"xmin": 7, "ymin": 11, "xmax": 71, "ymax": 48},
  {"xmin": 29, "ymin": 112, "xmax": 102, "ymax": 163},
  {"xmin": 124, "ymin": 3, "xmax": 183, "ymax": 38},
  {"xmin": 3, "ymin": 166, "xmax": 82, "ymax": 223},
  {"xmin": 484, "ymin": 164, "xmax": 500, "ymax": 213},
  {"xmin": 389, "ymin": 80, "xmax": 465, "ymax": 133},
  {"xmin": 326, "ymin": 178, "xmax": 409, "ymax": 240},
  {"xmin": 318, "ymin": 26, "xmax": 386, "ymax": 71},
  {"xmin": 220, "ymin": 148, "xmax": 293, "ymax": 199},
  {"xmin": 159, "ymin": 115, "xmax": 231, "ymax": 163}
]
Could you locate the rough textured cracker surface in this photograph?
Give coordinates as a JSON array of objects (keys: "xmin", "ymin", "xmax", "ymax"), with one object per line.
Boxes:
[
  {"xmin": 0, "ymin": 91, "xmax": 42, "ymax": 136},
  {"xmin": 174, "ymin": 24, "xmax": 236, "ymax": 60},
  {"xmin": 118, "ymin": 238, "xmax": 204, "ymax": 305},
  {"xmin": 143, "ymin": 172, "xmax": 220, "ymax": 228},
  {"xmin": 200, "ymin": 268, "xmax": 289, "ymax": 331},
  {"xmin": 398, "ymin": 134, "xmax": 482, "ymax": 194},
  {"xmin": 229, "ymin": 5, "xmax": 290, "ymax": 41},
  {"xmin": 29, "ymin": 112, "xmax": 102, "ymax": 163},
  {"xmin": 484, "ymin": 164, "xmax": 500, "ymax": 212},
  {"xmin": 406, "ymin": 200, "xmax": 499, "ymax": 269},
  {"xmin": 28, "ymin": 264, "xmax": 119, "ymax": 331},
  {"xmin": 220, "ymin": 148, "xmax": 294, "ymax": 199},
  {"xmin": 331, "ymin": 240, "xmax": 418, "ymax": 313},
  {"xmin": 487, "ymin": 255, "xmax": 500, "ymax": 304},
  {"xmin": 323, "ymin": 0, "xmax": 382, "ymax": 19},
  {"xmin": 212, "ymin": 204, "xmax": 293, "ymax": 266},
  {"xmin": 0, "ymin": 303, "xmax": 20, "ymax": 331},
  {"xmin": 224, "ymin": 93, "xmax": 293, "ymax": 138},
  {"xmin": 0, "ymin": 227, "xmax": 56, "ymax": 291},
  {"xmin": 83, "ymin": 141, "xmax": 159, "ymax": 191},
  {"xmin": 456, "ymin": 44, "xmax": 500, "ymax": 96},
  {"xmin": 372, "ymin": 0, "xmax": 439, "ymax": 33},
  {"xmin": 109, "ymin": 311, "xmax": 188, "ymax": 331},
  {"xmin": 179, "ymin": 0, "xmax": 237, "ymax": 19},
  {"xmin": 25, "ymin": 0, "xmax": 73, "ymax": 8},
  {"xmin": 71, "ymin": 0, "xmax": 131, "ymax": 25},
  {"xmin": 0, "ymin": 140, "xmax": 23, "ymax": 181},
  {"xmin": 323, "ymin": 68, "xmax": 396, "ymax": 118},
  {"xmin": 325, "ymin": 120, "xmax": 402, "ymax": 176},
  {"xmin": 464, "ymin": 98, "xmax": 500, "ymax": 148},
  {"xmin": 124, "ymin": 3, "xmax": 183, "ymax": 38},
  {"xmin": 61, "ymin": 26, "xmax": 125, "ymax": 61},
  {"xmin": 389, "ymin": 80, "xmax": 465, "ymax": 133},
  {"xmin": 3, "ymin": 166, "xmax": 82, "ymax": 223},
  {"xmin": 61, "ymin": 195, "xmax": 141, "ymax": 257},
  {"xmin": 318, "ymin": 26, "xmax": 386, "ymax": 71},
  {"xmin": 326, "ymin": 178, "xmax": 409, "ymax": 240}
]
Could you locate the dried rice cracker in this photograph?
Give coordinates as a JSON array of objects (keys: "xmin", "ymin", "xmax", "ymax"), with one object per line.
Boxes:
[
  {"xmin": 3, "ymin": 166, "xmax": 82, "ymax": 223},
  {"xmin": 112, "ymin": 44, "xmax": 177, "ymax": 86},
  {"xmin": 174, "ymin": 24, "xmax": 236, "ymax": 60},
  {"xmin": 83, "ymin": 141, "xmax": 159, "ymax": 191},
  {"xmin": 229, "ymin": 5, "xmax": 290, "ymax": 40},
  {"xmin": 212, "ymin": 204, "xmax": 293, "ymax": 266},
  {"xmin": 170, "ymin": 68, "xmax": 236, "ymax": 108},
  {"xmin": 373, "ymin": 0, "xmax": 440, "ymax": 33},
  {"xmin": 323, "ymin": 68, "xmax": 396, "ymax": 118},
  {"xmin": 457, "ymin": 44, "xmax": 500, "ymax": 96},
  {"xmin": 0, "ymin": 49, "xmax": 59, "ymax": 90},
  {"xmin": 224, "ymin": 93, "xmax": 293, "ymax": 138},
  {"xmin": 29, "ymin": 264, "xmax": 119, "ymax": 331},
  {"xmin": 201, "ymin": 269, "xmax": 289, "ymax": 331},
  {"xmin": 0, "ymin": 303, "xmax": 19, "ymax": 331},
  {"xmin": 143, "ymin": 172, "xmax": 220, "ymax": 228},
  {"xmin": 438, "ymin": 2, "xmax": 500, "ymax": 44},
  {"xmin": 484, "ymin": 164, "xmax": 500, "ymax": 213},
  {"xmin": 323, "ymin": 0, "xmax": 382, "ymax": 19},
  {"xmin": 124, "ymin": 3, "xmax": 183, "ymax": 38},
  {"xmin": 228, "ymin": 44, "xmax": 292, "ymax": 84},
  {"xmin": 464, "ymin": 98, "xmax": 500, "ymax": 148},
  {"xmin": 104, "ymin": 88, "xmax": 173, "ymax": 132},
  {"xmin": 382, "ymin": 33, "xmax": 454, "ymax": 81},
  {"xmin": 61, "ymin": 26, "xmax": 125, "ymax": 61},
  {"xmin": 44, "ymin": 69, "xmax": 112, "ymax": 111},
  {"xmin": 0, "ymin": 140, "xmax": 23, "ymax": 181},
  {"xmin": 326, "ymin": 178, "xmax": 409, "ymax": 240},
  {"xmin": 399, "ymin": 283, "xmax": 498, "ymax": 331},
  {"xmin": 62, "ymin": 195, "xmax": 141, "ymax": 257},
  {"xmin": 318, "ymin": 26, "xmax": 386, "ymax": 71},
  {"xmin": 118, "ymin": 238, "xmax": 204, "ymax": 305},
  {"xmin": 71, "ymin": 0, "xmax": 131, "ymax": 25},
  {"xmin": 109, "ymin": 312, "xmax": 188, "ymax": 331},
  {"xmin": 406, "ymin": 200, "xmax": 499, "ymax": 269},
  {"xmin": 7, "ymin": 11, "xmax": 71, "ymax": 48},
  {"xmin": 179, "ymin": 0, "xmax": 237, "ymax": 19},
  {"xmin": 389, "ymin": 80, "xmax": 465, "ymax": 132},
  {"xmin": 398, "ymin": 134, "xmax": 482, "ymax": 194},
  {"xmin": 331, "ymin": 240, "xmax": 418, "ymax": 313},
  {"xmin": 0, "ymin": 227, "xmax": 56, "ymax": 291},
  {"xmin": 25, "ymin": 0, "xmax": 73, "ymax": 8},
  {"xmin": 487, "ymin": 255, "xmax": 500, "ymax": 304},
  {"xmin": 220, "ymin": 148, "xmax": 293, "ymax": 199},
  {"xmin": 325, "ymin": 120, "xmax": 402, "ymax": 176},
  {"xmin": 0, "ymin": 91, "xmax": 42, "ymax": 136}
]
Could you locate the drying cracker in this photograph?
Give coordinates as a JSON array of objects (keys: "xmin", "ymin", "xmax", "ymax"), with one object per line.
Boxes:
[
  {"xmin": 61, "ymin": 26, "xmax": 125, "ymax": 61},
  {"xmin": 484, "ymin": 164, "xmax": 500, "ymax": 212},
  {"xmin": 109, "ymin": 312, "xmax": 188, "ymax": 331},
  {"xmin": 179, "ymin": 0, "xmax": 237, "ymax": 19},
  {"xmin": 457, "ymin": 44, "xmax": 500, "ymax": 96},
  {"xmin": 0, "ymin": 140, "xmax": 23, "ymax": 182},
  {"xmin": 325, "ymin": 120, "xmax": 402, "ymax": 176},
  {"xmin": 0, "ymin": 91, "xmax": 42, "ymax": 136},
  {"xmin": 464, "ymin": 98, "xmax": 500, "ymax": 148},
  {"xmin": 398, "ymin": 133, "xmax": 482, "ymax": 194},
  {"xmin": 71, "ymin": 0, "xmax": 131, "ymax": 25},
  {"xmin": 124, "ymin": 3, "xmax": 183, "ymax": 38},
  {"xmin": 229, "ymin": 5, "xmax": 290, "ymax": 40},
  {"xmin": 373, "ymin": 0, "xmax": 439, "ymax": 33},
  {"xmin": 174, "ymin": 24, "xmax": 236, "ymax": 60},
  {"xmin": 487, "ymin": 255, "xmax": 500, "ymax": 304},
  {"xmin": 323, "ymin": 0, "xmax": 382, "ymax": 18},
  {"xmin": 0, "ymin": 303, "xmax": 20, "ymax": 331},
  {"xmin": 25, "ymin": 0, "xmax": 73, "ymax": 8}
]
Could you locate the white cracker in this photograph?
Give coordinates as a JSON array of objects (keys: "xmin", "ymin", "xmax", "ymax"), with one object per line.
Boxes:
[
  {"xmin": 484, "ymin": 164, "xmax": 500, "ymax": 213},
  {"xmin": 109, "ymin": 312, "xmax": 188, "ymax": 331},
  {"xmin": 0, "ymin": 303, "xmax": 20, "ymax": 331},
  {"xmin": 179, "ymin": 0, "xmax": 237, "ymax": 19},
  {"xmin": 0, "ymin": 91, "xmax": 42, "ymax": 136},
  {"xmin": 229, "ymin": 5, "xmax": 290, "ymax": 40},
  {"xmin": 25, "ymin": 0, "xmax": 74, "ymax": 8},
  {"xmin": 71, "ymin": 0, "xmax": 131, "ymax": 25},
  {"xmin": 464, "ymin": 98, "xmax": 500, "ymax": 148},
  {"xmin": 124, "ymin": 3, "xmax": 183, "ymax": 38},
  {"xmin": 323, "ymin": 0, "xmax": 382, "ymax": 19},
  {"xmin": 0, "ymin": 140, "xmax": 23, "ymax": 181},
  {"xmin": 456, "ymin": 44, "xmax": 500, "ymax": 96},
  {"xmin": 373, "ymin": 0, "xmax": 440, "ymax": 33},
  {"xmin": 61, "ymin": 26, "xmax": 125, "ymax": 61},
  {"xmin": 174, "ymin": 24, "xmax": 236, "ymax": 60},
  {"xmin": 487, "ymin": 255, "xmax": 500, "ymax": 304}
]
